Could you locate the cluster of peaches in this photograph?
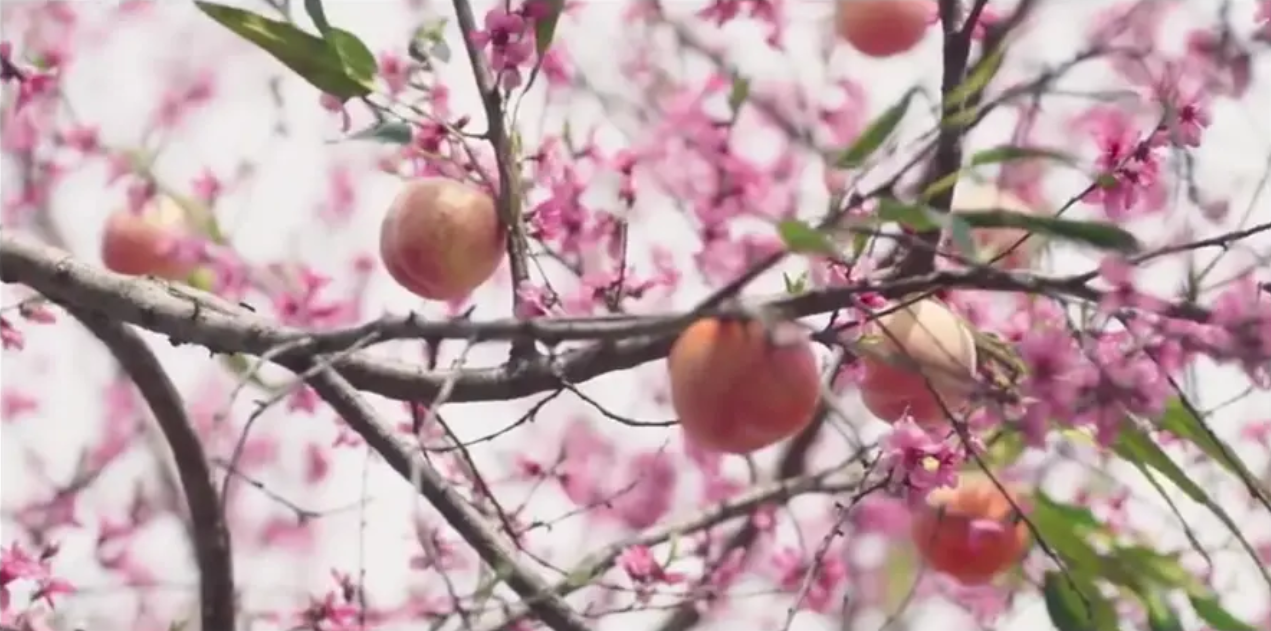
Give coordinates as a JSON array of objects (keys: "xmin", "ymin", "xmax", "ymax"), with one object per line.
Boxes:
[{"xmin": 98, "ymin": 0, "xmax": 1026, "ymax": 591}]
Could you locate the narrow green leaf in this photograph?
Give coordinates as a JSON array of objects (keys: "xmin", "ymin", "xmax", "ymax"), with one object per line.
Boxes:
[
  {"xmin": 1113, "ymin": 423, "xmax": 1209, "ymax": 505},
  {"xmin": 836, "ymin": 89, "xmax": 916, "ymax": 169},
  {"xmin": 955, "ymin": 210, "xmax": 1141, "ymax": 253},
  {"xmin": 1031, "ymin": 494, "xmax": 1108, "ymax": 573},
  {"xmin": 340, "ymin": 121, "xmax": 413, "ymax": 144},
  {"xmin": 968, "ymin": 145, "xmax": 1076, "ymax": 168},
  {"xmin": 303, "ymin": 0, "xmax": 331, "ymax": 35},
  {"xmin": 1158, "ymin": 399, "xmax": 1268, "ymax": 503},
  {"xmin": 876, "ymin": 198, "xmax": 941, "ymax": 231},
  {"xmin": 327, "ymin": 28, "xmax": 378, "ymax": 87},
  {"xmin": 1108, "ymin": 545, "xmax": 1205, "ymax": 595},
  {"xmin": 776, "ymin": 220, "xmax": 837, "ymax": 256},
  {"xmin": 1189, "ymin": 595, "xmax": 1257, "ymax": 631},
  {"xmin": 728, "ymin": 74, "xmax": 750, "ymax": 116},
  {"xmin": 1142, "ymin": 587, "xmax": 1184, "ymax": 631},
  {"xmin": 534, "ymin": 0, "xmax": 566, "ymax": 57},
  {"xmin": 1042, "ymin": 571, "xmax": 1119, "ymax": 631},
  {"xmin": 880, "ymin": 545, "xmax": 918, "ymax": 617},
  {"xmin": 782, "ymin": 272, "xmax": 807, "ymax": 295},
  {"xmin": 945, "ymin": 214, "xmax": 978, "ymax": 261},
  {"xmin": 195, "ymin": 2, "xmax": 373, "ymax": 99},
  {"xmin": 983, "ymin": 430, "xmax": 1026, "ymax": 468},
  {"xmin": 946, "ymin": 45, "xmax": 1005, "ymax": 110}
]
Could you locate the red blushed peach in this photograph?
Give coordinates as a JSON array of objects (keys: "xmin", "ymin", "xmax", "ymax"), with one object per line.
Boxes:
[
  {"xmin": 101, "ymin": 197, "xmax": 198, "ymax": 281},
  {"xmin": 945, "ymin": 182, "xmax": 1044, "ymax": 269},
  {"xmin": 858, "ymin": 298, "xmax": 978, "ymax": 426},
  {"xmin": 379, "ymin": 177, "xmax": 506, "ymax": 302},
  {"xmin": 667, "ymin": 318, "xmax": 821, "ymax": 454},
  {"xmin": 910, "ymin": 474, "xmax": 1030, "ymax": 585},
  {"xmin": 835, "ymin": 0, "xmax": 931, "ymax": 58}
]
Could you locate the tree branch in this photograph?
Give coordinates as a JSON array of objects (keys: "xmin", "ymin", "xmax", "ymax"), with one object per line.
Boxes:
[
  {"xmin": 0, "ymin": 231, "xmax": 1220, "ymax": 405},
  {"xmin": 63, "ymin": 308, "xmax": 235, "ymax": 631},
  {"xmin": 451, "ymin": 0, "xmax": 538, "ymax": 363},
  {"xmin": 299, "ymin": 361, "xmax": 591, "ymax": 631},
  {"xmin": 890, "ymin": 0, "xmax": 1040, "ymax": 279},
  {"xmin": 479, "ymin": 446, "xmax": 872, "ymax": 631}
]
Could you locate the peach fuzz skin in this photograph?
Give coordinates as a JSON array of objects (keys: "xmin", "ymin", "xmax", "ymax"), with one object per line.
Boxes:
[
  {"xmin": 667, "ymin": 318, "xmax": 821, "ymax": 454},
  {"xmin": 858, "ymin": 298, "xmax": 978, "ymax": 426},
  {"xmin": 835, "ymin": 0, "xmax": 931, "ymax": 58},
  {"xmin": 100, "ymin": 198, "xmax": 198, "ymax": 281},
  {"xmin": 379, "ymin": 177, "xmax": 507, "ymax": 302},
  {"xmin": 910, "ymin": 475, "xmax": 1031, "ymax": 585}
]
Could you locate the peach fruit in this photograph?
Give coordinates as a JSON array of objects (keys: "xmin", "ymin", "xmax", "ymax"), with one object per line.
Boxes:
[
  {"xmin": 101, "ymin": 197, "xmax": 198, "ymax": 281},
  {"xmin": 379, "ymin": 177, "xmax": 506, "ymax": 301},
  {"xmin": 910, "ymin": 474, "xmax": 1030, "ymax": 584},
  {"xmin": 947, "ymin": 181, "xmax": 1043, "ymax": 269},
  {"xmin": 667, "ymin": 318, "xmax": 820, "ymax": 454},
  {"xmin": 858, "ymin": 298, "xmax": 977, "ymax": 425},
  {"xmin": 835, "ymin": 0, "xmax": 931, "ymax": 58}
]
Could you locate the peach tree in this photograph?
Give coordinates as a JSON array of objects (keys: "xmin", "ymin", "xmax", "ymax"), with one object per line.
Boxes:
[{"xmin": 2, "ymin": 1, "xmax": 1270, "ymax": 630}]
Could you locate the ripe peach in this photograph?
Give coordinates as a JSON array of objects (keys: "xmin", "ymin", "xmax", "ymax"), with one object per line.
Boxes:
[
  {"xmin": 835, "ymin": 0, "xmax": 931, "ymax": 58},
  {"xmin": 667, "ymin": 318, "xmax": 821, "ymax": 454},
  {"xmin": 946, "ymin": 182, "xmax": 1043, "ymax": 269},
  {"xmin": 101, "ymin": 197, "xmax": 198, "ymax": 281},
  {"xmin": 857, "ymin": 298, "xmax": 977, "ymax": 425},
  {"xmin": 379, "ymin": 177, "xmax": 506, "ymax": 301},
  {"xmin": 910, "ymin": 474, "xmax": 1030, "ymax": 584}
]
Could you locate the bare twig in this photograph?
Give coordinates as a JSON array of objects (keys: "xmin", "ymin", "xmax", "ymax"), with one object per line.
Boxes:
[
  {"xmin": 299, "ymin": 361, "xmax": 591, "ymax": 631},
  {"xmin": 64, "ymin": 308, "xmax": 236, "ymax": 631}
]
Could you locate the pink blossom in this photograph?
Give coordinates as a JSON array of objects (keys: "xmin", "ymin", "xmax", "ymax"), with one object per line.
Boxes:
[
  {"xmin": 619, "ymin": 544, "xmax": 685, "ymax": 602},
  {"xmin": 470, "ymin": 7, "xmax": 535, "ymax": 89},
  {"xmin": 770, "ymin": 545, "xmax": 847, "ymax": 613},
  {"xmin": 881, "ymin": 420, "xmax": 960, "ymax": 499},
  {"xmin": 610, "ymin": 451, "xmax": 677, "ymax": 529}
]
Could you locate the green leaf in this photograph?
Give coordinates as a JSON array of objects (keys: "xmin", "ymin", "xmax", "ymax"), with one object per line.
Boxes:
[
  {"xmin": 880, "ymin": 544, "xmax": 919, "ymax": 617},
  {"xmin": 983, "ymin": 429, "xmax": 1026, "ymax": 468},
  {"xmin": 945, "ymin": 45, "xmax": 1005, "ymax": 111},
  {"xmin": 945, "ymin": 214, "xmax": 978, "ymax": 261},
  {"xmin": 1158, "ymin": 399, "xmax": 1270, "ymax": 504},
  {"xmin": 836, "ymin": 88, "xmax": 916, "ymax": 169},
  {"xmin": 1031, "ymin": 494, "xmax": 1109, "ymax": 573},
  {"xmin": 340, "ymin": 121, "xmax": 413, "ymax": 144},
  {"xmin": 1142, "ymin": 587, "xmax": 1184, "ymax": 631},
  {"xmin": 327, "ymin": 28, "xmax": 378, "ymax": 87},
  {"xmin": 1113, "ymin": 423, "xmax": 1209, "ymax": 505},
  {"xmin": 195, "ymin": 2, "xmax": 373, "ymax": 100},
  {"xmin": 876, "ymin": 198, "xmax": 941, "ymax": 231},
  {"xmin": 776, "ymin": 220, "xmax": 837, "ymax": 256},
  {"xmin": 303, "ymin": 0, "xmax": 331, "ymax": 35},
  {"xmin": 1042, "ymin": 571, "xmax": 1119, "ymax": 631},
  {"xmin": 782, "ymin": 272, "xmax": 808, "ymax": 295},
  {"xmin": 955, "ymin": 210, "xmax": 1141, "ymax": 253},
  {"xmin": 1108, "ymin": 545, "xmax": 1205, "ymax": 595},
  {"xmin": 968, "ymin": 145, "xmax": 1076, "ymax": 168},
  {"xmin": 728, "ymin": 74, "xmax": 750, "ymax": 116},
  {"xmin": 1189, "ymin": 595, "xmax": 1257, "ymax": 631},
  {"xmin": 534, "ymin": 0, "xmax": 566, "ymax": 57}
]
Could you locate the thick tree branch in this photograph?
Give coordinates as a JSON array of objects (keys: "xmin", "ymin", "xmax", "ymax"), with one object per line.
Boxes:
[
  {"xmin": 63, "ymin": 308, "xmax": 235, "ymax": 631},
  {"xmin": 0, "ymin": 231, "xmax": 1222, "ymax": 404},
  {"xmin": 299, "ymin": 363, "xmax": 591, "ymax": 631}
]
